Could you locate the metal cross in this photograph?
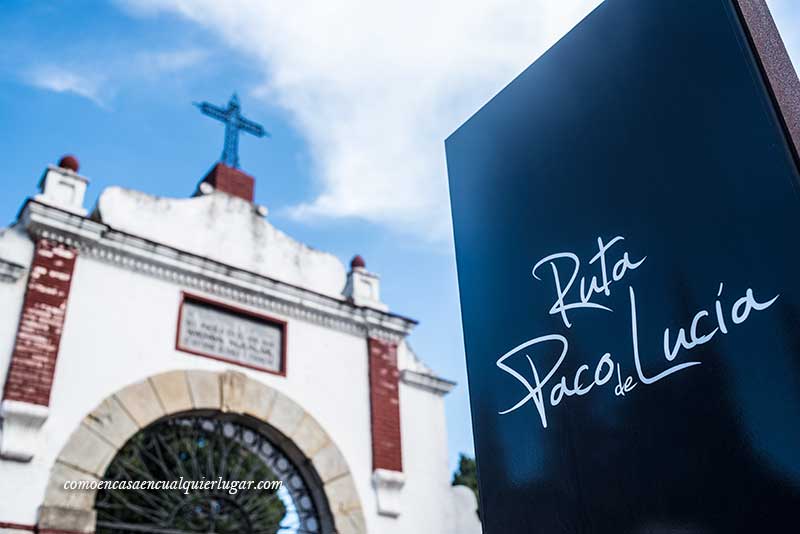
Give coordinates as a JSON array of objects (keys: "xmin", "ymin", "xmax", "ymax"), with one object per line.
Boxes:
[{"xmin": 194, "ymin": 93, "xmax": 269, "ymax": 168}]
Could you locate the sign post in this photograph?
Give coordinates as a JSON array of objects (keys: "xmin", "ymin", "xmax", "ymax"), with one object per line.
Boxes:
[{"xmin": 446, "ymin": 0, "xmax": 800, "ymax": 531}]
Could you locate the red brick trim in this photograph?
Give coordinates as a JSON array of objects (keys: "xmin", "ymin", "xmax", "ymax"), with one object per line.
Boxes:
[
  {"xmin": 367, "ymin": 337, "xmax": 403, "ymax": 472},
  {"xmin": 199, "ymin": 163, "xmax": 255, "ymax": 202},
  {"xmin": 2, "ymin": 240, "xmax": 77, "ymax": 406},
  {"xmin": 0, "ymin": 522, "xmax": 36, "ymax": 532},
  {"xmin": 0, "ymin": 523, "xmax": 92, "ymax": 534}
]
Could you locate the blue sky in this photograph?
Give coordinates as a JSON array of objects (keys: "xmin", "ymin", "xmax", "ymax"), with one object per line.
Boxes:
[{"xmin": 0, "ymin": 1, "xmax": 798, "ymax": 473}]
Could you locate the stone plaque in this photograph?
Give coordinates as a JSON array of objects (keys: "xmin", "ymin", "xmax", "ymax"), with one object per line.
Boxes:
[{"xmin": 177, "ymin": 296, "xmax": 285, "ymax": 374}]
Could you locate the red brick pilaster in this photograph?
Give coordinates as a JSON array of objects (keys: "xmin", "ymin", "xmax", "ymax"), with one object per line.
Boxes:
[
  {"xmin": 2, "ymin": 239, "xmax": 77, "ymax": 406},
  {"xmin": 368, "ymin": 337, "xmax": 403, "ymax": 472}
]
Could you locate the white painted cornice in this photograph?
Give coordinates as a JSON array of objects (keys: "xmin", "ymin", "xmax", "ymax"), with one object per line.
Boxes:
[
  {"xmin": 0, "ymin": 258, "xmax": 25, "ymax": 283},
  {"xmin": 19, "ymin": 200, "xmax": 417, "ymax": 342},
  {"xmin": 400, "ymin": 370, "xmax": 457, "ymax": 396}
]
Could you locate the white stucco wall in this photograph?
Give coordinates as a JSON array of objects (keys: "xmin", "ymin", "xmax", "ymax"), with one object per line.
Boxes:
[
  {"xmin": 96, "ymin": 188, "xmax": 347, "ymax": 299},
  {"xmin": 0, "ymin": 224, "xmax": 34, "ymax": 396},
  {"xmin": 0, "ymin": 194, "xmax": 479, "ymax": 533},
  {"xmin": 0, "ymin": 252, "xmax": 370, "ymax": 524}
]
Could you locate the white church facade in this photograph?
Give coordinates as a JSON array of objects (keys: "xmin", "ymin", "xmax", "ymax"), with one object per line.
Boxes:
[{"xmin": 0, "ymin": 142, "xmax": 480, "ymax": 533}]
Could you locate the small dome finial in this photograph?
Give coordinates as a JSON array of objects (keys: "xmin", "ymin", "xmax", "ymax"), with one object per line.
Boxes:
[
  {"xmin": 351, "ymin": 255, "xmax": 366, "ymax": 269},
  {"xmin": 58, "ymin": 154, "xmax": 79, "ymax": 172}
]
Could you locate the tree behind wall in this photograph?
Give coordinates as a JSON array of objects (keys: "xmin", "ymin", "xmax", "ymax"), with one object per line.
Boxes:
[{"xmin": 452, "ymin": 453, "xmax": 480, "ymax": 517}]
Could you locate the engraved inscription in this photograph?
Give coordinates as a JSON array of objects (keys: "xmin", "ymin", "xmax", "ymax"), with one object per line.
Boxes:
[{"xmin": 178, "ymin": 300, "xmax": 283, "ymax": 373}]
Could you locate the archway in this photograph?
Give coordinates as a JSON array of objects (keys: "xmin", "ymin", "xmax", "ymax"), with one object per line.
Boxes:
[
  {"xmin": 95, "ymin": 411, "xmax": 332, "ymax": 533},
  {"xmin": 39, "ymin": 370, "xmax": 366, "ymax": 534}
]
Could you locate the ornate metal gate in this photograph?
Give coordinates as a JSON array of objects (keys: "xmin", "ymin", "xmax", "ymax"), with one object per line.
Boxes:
[{"xmin": 95, "ymin": 413, "xmax": 333, "ymax": 534}]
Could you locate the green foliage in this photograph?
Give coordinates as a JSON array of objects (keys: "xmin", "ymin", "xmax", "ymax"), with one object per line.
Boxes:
[{"xmin": 451, "ymin": 453, "xmax": 480, "ymax": 517}]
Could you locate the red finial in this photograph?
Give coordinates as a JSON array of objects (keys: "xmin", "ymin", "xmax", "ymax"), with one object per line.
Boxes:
[
  {"xmin": 58, "ymin": 155, "xmax": 79, "ymax": 172},
  {"xmin": 351, "ymin": 255, "xmax": 366, "ymax": 269}
]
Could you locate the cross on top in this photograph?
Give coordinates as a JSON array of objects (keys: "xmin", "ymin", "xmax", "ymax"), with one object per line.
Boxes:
[{"xmin": 194, "ymin": 93, "xmax": 269, "ymax": 169}]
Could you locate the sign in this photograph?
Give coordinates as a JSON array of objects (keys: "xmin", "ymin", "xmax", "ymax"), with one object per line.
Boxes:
[
  {"xmin": 446, "ymin": 0, "xmax": 800, "ymax": 532},
  {"xmin": 177, "ymin": 294, "xmax": 286, "ymax": 374}
]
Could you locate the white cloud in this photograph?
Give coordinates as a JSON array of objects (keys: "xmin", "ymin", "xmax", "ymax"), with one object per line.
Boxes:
[
  {"xmin": 136, "ymin": 48, "xmax": 208, "ymax": 76},
  {"xmin": 25, "ymin": 48, "xmax": 207, "ymax": 108},
  {"xmin": 118, "ymin": 0, "xmax": 602, "ymax": 240},
  {"xmin": 26, "ymin": 65, "xmax": 105, "ymax": 105}
]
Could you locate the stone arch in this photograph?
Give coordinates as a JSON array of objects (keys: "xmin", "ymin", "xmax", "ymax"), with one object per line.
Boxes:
[{"xmin": 39, "ymin": 370, "xmax": 366, "ymax": 534}]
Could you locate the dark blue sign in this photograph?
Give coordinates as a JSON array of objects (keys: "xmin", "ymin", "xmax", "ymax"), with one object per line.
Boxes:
[{"xmin": 446, "ymin": 0, "xmax": 800, "ymax": 532}]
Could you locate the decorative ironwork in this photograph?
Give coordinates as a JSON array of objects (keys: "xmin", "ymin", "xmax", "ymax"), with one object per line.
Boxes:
[
  {"xmin": 194, "ymin": 94, "xmax": 269, "ymax": 169},
  {"xmin": 96, "ymin": 414, "xmax": 325, "ymax": 534}
]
